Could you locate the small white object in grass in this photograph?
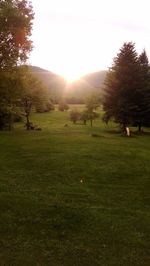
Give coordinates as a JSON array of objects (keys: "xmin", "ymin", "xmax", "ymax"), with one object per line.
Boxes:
[
  {"xmin": 126, "ymin": 127, "xmax": 130, "ymax": 136},
  {"xmin": 80, "ymin": 179, "xmax": 83, "ymax": 183}
]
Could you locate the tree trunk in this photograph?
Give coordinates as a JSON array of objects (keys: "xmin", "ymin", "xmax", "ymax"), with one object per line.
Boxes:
[
  {"xmin": 122, "ymin": 122, "xmax": 126, "ymax": 132},
  {"xmin": 90, "ymin": 119, "xmax": 93, "ymax": 127},
  {"xmin": 138, "ymin": 123, "xmax": 142, "ymax": 132},
  {"xmin": 8, "ymin": 109, "xmax": 13, "ymax": 131},
  {"xmin": 26, "ymin": 114, "xmax": 30, "ymax": 130}
]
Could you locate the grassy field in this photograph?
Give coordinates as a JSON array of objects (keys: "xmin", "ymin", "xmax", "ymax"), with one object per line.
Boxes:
[{"xmin": 0, "ymin": 106, "xmax": 150, "ymax": 265}]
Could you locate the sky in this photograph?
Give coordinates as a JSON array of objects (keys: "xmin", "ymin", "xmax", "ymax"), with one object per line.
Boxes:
[{"xmin": 29, "ymin": 0, "xmax": 150, "ymax": 81}]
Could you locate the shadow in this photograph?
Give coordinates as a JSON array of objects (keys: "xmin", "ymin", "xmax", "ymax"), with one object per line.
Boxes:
[{"xmin": 134, "ymin": 130, "xmax": 150, "ymax": 136}]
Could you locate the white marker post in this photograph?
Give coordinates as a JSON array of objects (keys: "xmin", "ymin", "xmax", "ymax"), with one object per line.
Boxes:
[{"xmin": 126, "ymin": 127, "xmax": 130, "ymax": 137}]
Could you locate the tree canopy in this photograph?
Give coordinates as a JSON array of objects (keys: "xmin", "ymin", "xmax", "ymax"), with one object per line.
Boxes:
[
  {"xmin": 103, "ymin": 42, "xmax": 150, "ymax": 131},
  {"xmin": 0, "ymin": 1, "xmax": 51, "ymax": 130},
  {"xmin": 0, "ymin": 0, "xmax": 34, "ymax": 68}
]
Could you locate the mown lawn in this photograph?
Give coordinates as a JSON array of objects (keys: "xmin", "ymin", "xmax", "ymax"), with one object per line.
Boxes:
[{"xmin": 0, "ymin": 107, "xmax": 150, "ymax": 265}]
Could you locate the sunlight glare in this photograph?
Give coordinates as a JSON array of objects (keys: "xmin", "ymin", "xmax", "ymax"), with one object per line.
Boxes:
[{"xmin": 30, "ymin": 0, "xmax": 150, "ymax": 78}]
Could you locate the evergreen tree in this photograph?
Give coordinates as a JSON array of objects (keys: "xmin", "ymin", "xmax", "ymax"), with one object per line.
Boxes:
[
  {"xmin": 134, "ymin": 50, "xmax": 150, "ymax": 131},
  {"xmin": 103, "ymin": 42, "xmax": 141, "ymax": 130}
]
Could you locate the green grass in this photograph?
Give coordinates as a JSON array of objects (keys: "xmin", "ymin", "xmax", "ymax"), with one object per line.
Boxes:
[{"xmin": 0, "ymin": 107, "xmax": 150, "ymax": 265}]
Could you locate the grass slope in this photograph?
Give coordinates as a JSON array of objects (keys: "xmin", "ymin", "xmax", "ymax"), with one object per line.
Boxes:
[{"xmin": 0, "ymin": 107, "xmax": 150, "ymax": 265}]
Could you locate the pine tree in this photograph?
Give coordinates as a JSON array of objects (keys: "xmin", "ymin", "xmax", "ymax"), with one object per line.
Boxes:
[
  {"xmin": 103, "ymin": 42, "xmax": 141, "ymax": 130},
  {"xmin": 134, "ymin": 50, "xmax": 150, "ymax": 131}
]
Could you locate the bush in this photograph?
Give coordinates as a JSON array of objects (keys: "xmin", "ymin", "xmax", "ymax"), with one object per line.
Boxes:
[
  {"xmin": 80, "ymin": 110, "xmax": 89, "ymax": 125},
  {"xmin": 70, "ymin": 109, "xmax": 80, "ymax": 124},
  {"xmin": 36, "ymin": 101, "xmax": 55, "ymax": 113},
  {"xmin": 45, "ymin": 101, "xmax": 55, "ymax": 112},
  {"xmin": 13, "ymin": 113, "xmax": 23, "ymax": 122},
  {"xmin": 58, "ymin": 100, "xmax": 69, "ymax": 111}
]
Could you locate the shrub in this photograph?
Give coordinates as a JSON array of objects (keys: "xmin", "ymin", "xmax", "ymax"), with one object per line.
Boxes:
[
  {"xmin": 70, "ymin": 109, "xmax": 80, "ymax": 124},
  {"xmin": 58, "ymin": 100, "xmax": 69, "ymax": 111}
]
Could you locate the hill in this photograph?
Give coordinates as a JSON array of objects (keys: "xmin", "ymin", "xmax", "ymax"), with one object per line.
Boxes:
[
  {"xmin": 29, "ymin": 66, "xmax": 61, "ymax": 86},
  {"xmin": 66, "ymin": 71, "xmax": 107, "ymax": 101},
  {"xmin": 29, "ymin": 66, "xmax": 107, "ymax": 102},
  {"xmin": 29, "ymin": 66, "xmax": 66, "ymax": 102},
  {"xmin": 82, "ymin": 70, "xmax": 107, "ymax": 88}
]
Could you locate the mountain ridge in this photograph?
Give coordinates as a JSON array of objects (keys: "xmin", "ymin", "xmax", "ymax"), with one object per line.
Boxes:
[{"xmin": 29, "ymin": 65, "xmax": 107, "ymax": 101}]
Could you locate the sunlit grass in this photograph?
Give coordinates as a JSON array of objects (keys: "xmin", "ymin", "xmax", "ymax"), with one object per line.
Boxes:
[{"xmin": 0, "ymin": 107, "xmax": 150, "ymax": 265}]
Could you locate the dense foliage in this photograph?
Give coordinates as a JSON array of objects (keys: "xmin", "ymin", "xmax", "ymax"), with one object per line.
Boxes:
[
  {"xmin": 0, "ymin": 68, "xmax": 23, "ymax": 129},
  {"xmin": 103, "ymin": 42, "xmax": 150, "ymax": 131},
  {"xmin": 19, "ymin": 67, "xmax": 52, "ymax": 130},
  {"xmin": 0, "ymin": 66, "xmax": 51, "ymax": 130},
  {"xmin": 0, "ymin": 0, "xmax": 34, "ymax": 129},
  {"xmin": 0, "ymin": 1, "xmax": 53, "ymax": 130},
  {"xmin": 58, "ymin": 99, "xmax": 69, "ymax": 111},
  {"xmin": 0, "ymin": 0, "xmax": 34, "ymax": 68},
  {"xmin": 70, "ymin": 95, "xmax": 100, "ymax": 126}
]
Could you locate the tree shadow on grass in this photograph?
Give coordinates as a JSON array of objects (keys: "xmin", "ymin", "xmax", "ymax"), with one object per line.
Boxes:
[
  {"xmin": 104, "ymin": 128, "xmax": 138, "ymax": 138},
  {"xmin": 134, "ymin": 130, "xmax": 150, "ymax": 136}
]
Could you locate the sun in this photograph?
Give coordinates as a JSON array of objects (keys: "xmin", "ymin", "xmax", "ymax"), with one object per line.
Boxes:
[
  {"xmin": 65, "ymin": 75, "xmax": 81, "ymax": 84},
  {"xmin": 61, "ymin": 69, "xmax": 83, "ymax": 83}
]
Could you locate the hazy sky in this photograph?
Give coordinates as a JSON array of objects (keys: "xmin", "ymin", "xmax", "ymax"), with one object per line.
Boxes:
[{"xmin": 30, "ymin": 0, "xmax": 150, "ymax": 80}]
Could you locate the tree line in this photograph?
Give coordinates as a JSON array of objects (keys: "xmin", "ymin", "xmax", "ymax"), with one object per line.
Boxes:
[{"xmin": 70, "ymin": 95, "xmax": 99, "ymax": 127}]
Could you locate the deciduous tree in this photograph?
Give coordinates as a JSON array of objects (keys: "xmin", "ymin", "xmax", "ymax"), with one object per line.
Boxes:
[
  {"xmin": 85, "ymin": 94, "xmax": 99, "ymax": 127},
  {"xmin": 0, "ymin": 0, "xmax": 34, "ymax": 68},
  {"xmin": 19, "ymin": 67, "xmax": 49, "ymax": 130},
  {"xmin": 70, "ymin": 109, "xmax": 80, "ymax": 124},
  {"xmin": 0, "ymin": 0, "xmax": 34, "ymax": 129}
]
